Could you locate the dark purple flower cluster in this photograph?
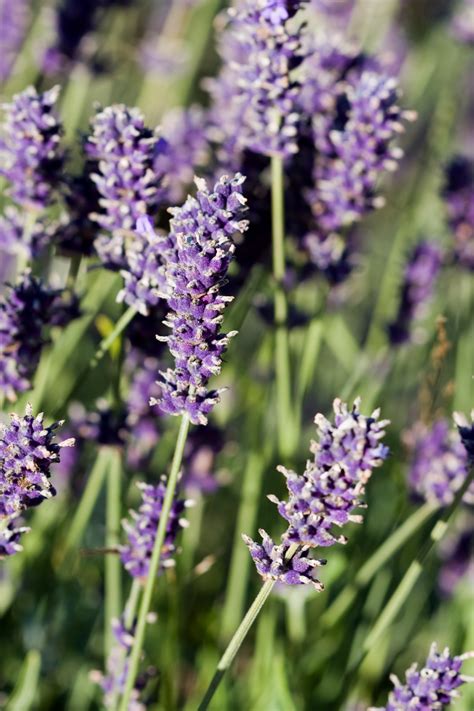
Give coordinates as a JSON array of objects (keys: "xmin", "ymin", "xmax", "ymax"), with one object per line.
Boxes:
[
  {"xmin": 0, "ymin": 272, "xmax": 79, "ymax": 401},
  {"xmin": 454, "ymin": 410, "xmax": 474, "ymax": 464},
  {"xmin": 244, "ymin": 399, "xmax": 389, "ymax": 587},
  {"xmin": 371, "ymin": 643, "xmax": 474, "ymax": 710},
  {"xmin": 0, "ymin": 0, "xmax": 29, "ymax": 82},
  {"xmin": 406, "ymin": 419, "xmax": 473, "ymax": 507},
  {"xmin": 0, "ymin": 405, "xmax": 74, "ymax": 556},
  {"xmin": 0, "ymin": 86, "xmax": 64, "ymax": 208},
  {"xmin": 120, "ymin": 480, "xmax": 190, "ymax": 580},
  {"xmin": 0, "ymin": 206, "xmax": 55, "ymax": 261},
  {"xmin": 388, "ymin": 240, "xmax": 443, "ymax": 345},
  {"xmin": 207, "ymin": 0, "xmax": 306, "ymax": 160},
  {"xmin": 85, "ymin": 104, "xmax": 167, "ymax": 267},
  {"xmin": 91, "ymin": 616, "xmax": 152, "ymax": 710},
  {"xmin": 443, "ymin": 156, "xmax": 474, "ymax": 270},
  {"xmin": 117, "ymin": 216, "xmax": 175, "ymax": 316},
  {"xmin": 154, "ymin": 173, "xmax": 248, "ymax": 425},
  {"xmin": 54, "ymin": 165, "xmax": 101, "ymax": 256}
]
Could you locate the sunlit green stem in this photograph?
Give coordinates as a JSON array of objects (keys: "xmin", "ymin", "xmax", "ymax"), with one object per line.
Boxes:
[
  {"xmin": 322, "ymin": 501, "xmax": 437, "ymax": 627},
  {"xmin": 198, "ymin": 579, "xmax": 275, "ymax": 711},
  {"xmin": 350, "ymin": 466, "xmax": 474, "ymax": 673},
  {"xmin": 271, "ymin": 155, "xmax": 292, "ymax": 459},
  {"xmin": 118, "ymin": 414, "xmax": 191, "ymax": 711},
  {"xmin": 220, "ymin": 451, "xmax": 265, "ymax": 641},
  {"xmin": 5, "ymin": 649, "xmax": 41, "ymax": 711},
  {"xmin": 105, "ymin": 448, "xmax": 122, "ymax": 658},
  {"xmin": 58, "ymin": 448, "xmax": 110, "ymax": 567},
  {"xmin": 91, "ymin": 305, "xmax": 137, "ymax": 369}
]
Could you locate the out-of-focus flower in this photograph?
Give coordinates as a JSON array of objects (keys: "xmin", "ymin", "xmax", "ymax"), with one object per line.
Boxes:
[
  {"xmin": 183, "ymin": 425, "xmax": 224, "ymax": 494},
  {"xmin": 0, "ymin": 0, "xmax": 30, "ymax": 82},
  {"xmin": 120, "ymin": 480, "xmax": 191, "ymax": 580},
  {"xmin": 0, "ymin": 205, "xmax": 55, "ymax": 261},
  {"xmin": 206, "ymin": 0, "xmax": 306, "ymax": 161},
  {"xmin": 388, "ymin": 240, "xmax": 443, "ymax": 345},
  {"xmin": 68, "ymin": 400, "xmax": 128, "ymax": 448},
  {"xmin": 454, "ymin": 410, "xmax": 474, "ymax": 463},
  {"xmin": 154, "ymin": 173, "xmax": 248, "ymax": 425},
  {"xmin": 0, "ymin": 86, "xmax": 64, "ymax": 208},
  {"xmin": 451, "ymin": 0, "xmax": 474, "ymax": 46},
  {"xmin": 244, "ymin": 399, "xmax": 389, "ymax": 587},
  {"xmin": 0, "ymin": 404, "xmax": 74, "ymax": 558},
  {"xmin": 0, "ymin": 272, "xmax": 79, "ymax": 401},
  {"xmin": 443, "ymin": 156, "xmax": 474, "ymax": 270},
  {"xmin": 117, "ymin": 216, "xmax": 174, "ymax": 316},
  {"xmin": 159, "ymin": 106, "xmax": 210, "ymax": 203},
  {"xmin": 54, "ymin": 164, "xmax": 101, "ymax": 256},
  {"xmin": 438, "ymin": 512, "xmax": 474, "ymax": 597},
  {"xmin": 85, "ymin": 104, "xmax": 168, "ymax": 268},
  {"xmin": 370, "ymin": 643, "xmax": 474, "ymax": 710},
  {"xmin": 91, "ymin": 615, "xmax": 153, "ymax": 710},
  {"xmin": 406, "ymin": 419, "xmax": 473, "ymax": 506}
]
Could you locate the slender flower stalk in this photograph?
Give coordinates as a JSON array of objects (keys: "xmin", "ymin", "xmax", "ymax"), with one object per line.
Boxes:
[{"xmin": 105, "ymin": 448, "xmax": 122, "ymax": 658}]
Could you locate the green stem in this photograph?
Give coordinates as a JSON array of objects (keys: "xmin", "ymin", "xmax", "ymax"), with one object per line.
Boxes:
[
  {"xmin": 5, "ymin": 649, "xmax": 41, "ymax": 711},
  {"xmin": 105, "ymin": 448, "xmax": 122, "ymax": 658},
  {"xmin": 66, "ymin": 254, "xmax": 82, "ymax": 291},
  {"xmin": 322, "ymin": 502, "xmax": 437, "ymax": 627},
  {"xmin": 108, "ymin": 579, "xmax": 142, "ymax": 709},
  {"xmin": 197, "ymin": 579, "xmax": 275, "ymax": 711},
  {"xmin": 57, "ymin": 448, "xmax": 110, "ymax": 567},
  {"xmin": 350, "ymin": 466, "xmax": 474, "ymax": 673},
  {"xmin": 91, "ymin": 305, "xmax": 137, "ymax": 369},
  {"xmin": 271, "ymin": 155, "xmax": 292, "ymax": 459},
  {"xmin": 118, "ymin": 414, "xmax": 191, "ymax": 711},
  {"xmin": 220, "ymin": 450, "xmax": 266, "ymax": 641}
]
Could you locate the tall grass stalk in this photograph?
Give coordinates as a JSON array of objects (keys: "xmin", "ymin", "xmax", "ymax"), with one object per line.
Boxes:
[
  {"xmin": 104, "ymin": 448, "xmax": 122, "ymax": 658},
  {"xmin": 118, "ymin": 414, "xmax": 191, "ymax": 711}
]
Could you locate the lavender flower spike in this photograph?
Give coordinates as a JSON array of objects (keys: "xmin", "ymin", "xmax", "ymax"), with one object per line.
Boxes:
[
  {"xmin": 244, "ymin": 399, "xmax": 389, "ymax": 588},
  {"xmin": 154, "ymin": 173, "xmax": 248, "ymax": 425},
  {"xmin": 85, "ymin": 104, "xmax": 168, "ymax": 268},
  {"xmin": 0, "ymin": 86, "xmax": 64, "ymax": 208},
  {"xmin": 370, "ymin": 643, "xmax": 474, "ymax": 710},
  {"xmin": 120, "ymin": 480, "xmax": 191, "ymax": 581}
]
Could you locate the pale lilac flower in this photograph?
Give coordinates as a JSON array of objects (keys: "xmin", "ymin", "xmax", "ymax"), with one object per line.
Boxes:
[{"xmin": 0, "ymin": 0, "xmax": 30, "ymax": 82}]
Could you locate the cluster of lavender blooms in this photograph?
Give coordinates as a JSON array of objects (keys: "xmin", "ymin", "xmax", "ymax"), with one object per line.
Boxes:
[
  {"xmin": 154, "ymin": 173, "xmax": 248, "ymax": 425},
  {"xmin": 0, "ymin": 0, "xmax": 29, "ymax": 82},
  {"xmin": 371, "ymin": 643, "xmax": 474, "ymax": 710},
  {"xmin": 91, "ymin": 616, "xmax": 153, "ymax": 710},
  {"xmin": 0, "ymin": 405, "xmax": 74, "ymax": 557},
  {"xmin": 0, "ymin": 86, "xmax": 64, "ymax": 209},
  {"xmin": 443, "ymin": 156, "xmax": 474, "ymax": 270},
  {"xmin": 85, "ymin": 104, "xmax": 168, "ymax": 268},
  {"xmin": 0, "ymin": 272, "xmax": 79, "ymax": 402},
  {"xmin": 120, "ymin": 480, "xmax": 191, "ymax": 579},
  {"xmin": 388, "ymin": 240, "xmax": 443, "ymax": 345},
  {"xmin": 406, "ymin": 419, "xmax": 474, "ymax": 507},
  {"xmin": 244, "ymin": 399, "xmax": 389, "ymax": 588},
  {"xmin": 206, "ymin": 0, "xmax": 305, "ymax": 164}
]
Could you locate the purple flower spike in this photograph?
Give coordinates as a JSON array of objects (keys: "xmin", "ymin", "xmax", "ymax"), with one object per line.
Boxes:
[
  {"xmin": 85, "ymin": 104, "xmax": 168, "ymax": 268},
  {"xmin": 120, "ymin": 480, "xmax": 191, "ymax": 580},
  {"xmin": 0, "ymin": 0, "xmax": 30, "ymax": 82},
  {"xmin": 406, "ymin": 419, "xmax": 473, "ymax": 507},
  {"xmin": 153, "ymin": 173, "xmax": 248, "ymax": 425},
  {"xmin": 242, "ymin": 530, "xmax": 326, "ymax": 589},
  {"xmin": 0, "ymin": 404, "xmax": 74, "ymax": 518},
  {"xmin": 245, "ymin": 400, "xmax": 389, "ymax": 587},
  {"xmin": 370, "ymin": 643, "xmax": 474, "ymax": 710},
  {"xmin": 0, "ymin": 86, "xmax": 64, "ymax": 208},
  {"xmin": 117, "ymin": 216, "xmax": 175, "ymax": 316},
  {"xmin": 388, "ymin": 240, "xmax": 443, "ymax": 345}
]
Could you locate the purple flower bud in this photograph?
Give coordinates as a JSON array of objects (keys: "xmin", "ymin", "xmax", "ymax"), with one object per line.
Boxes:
[
  {"xmin": 0, "ymin": 86, "xmax": 64, "ymax": 208},
  {"xmin": 154, "ymin": 174, "xmax": 248, "ymax": 425},
  {"xmin": 0, "ymin": 0, "xmax": 30, "ymax": 82},
  {"xmin": 120, "ymin": 481, "xmax": 191, "ymax": 580},
  {"xmin": 85, "ymin": 104, "xmax": 168, "ymax": 268},
  {"xmin": 388, "ymin": 240, "xmax": 443, "ymax": 345},
  {"xmin": 0, "ymin": 272, "xmax": 79, "ymax": 401},
  {"xmin": 443, "ymin": 157, "xmax": 474, "ymax": 271},
  {"xmin": 371, "ymin": 643, "xmax": 474, "ymax": 710},
  {"xmin": 0, "ymin": 404, "xmax": 74, "ymax": 518},
  {"xmin": 406, "ymin": 419, "xmax": 473, "ymax": 507},
  {"xmin": 0, "ymin": 514, "xmax": 30, "ymax": 558}
]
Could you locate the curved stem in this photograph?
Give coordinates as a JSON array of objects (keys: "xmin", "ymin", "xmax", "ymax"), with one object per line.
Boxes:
[
  {"xmin": 198, "ymin": 579, "xmax": 275, "ymax": 711},
  {"xmin": 91, "ymin": 305, "xmax": 137, "ymax": 369},
  {"xmin": 271, "ymin": 155, "xmax": 293, "ymax": 459},
  {"xmin": 118, "ymin": 414, "xmax": 191, "ymax": 711},
  {"xmin": 322, "ymin": 501, "xmax": 437, "ymax": 627}
]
